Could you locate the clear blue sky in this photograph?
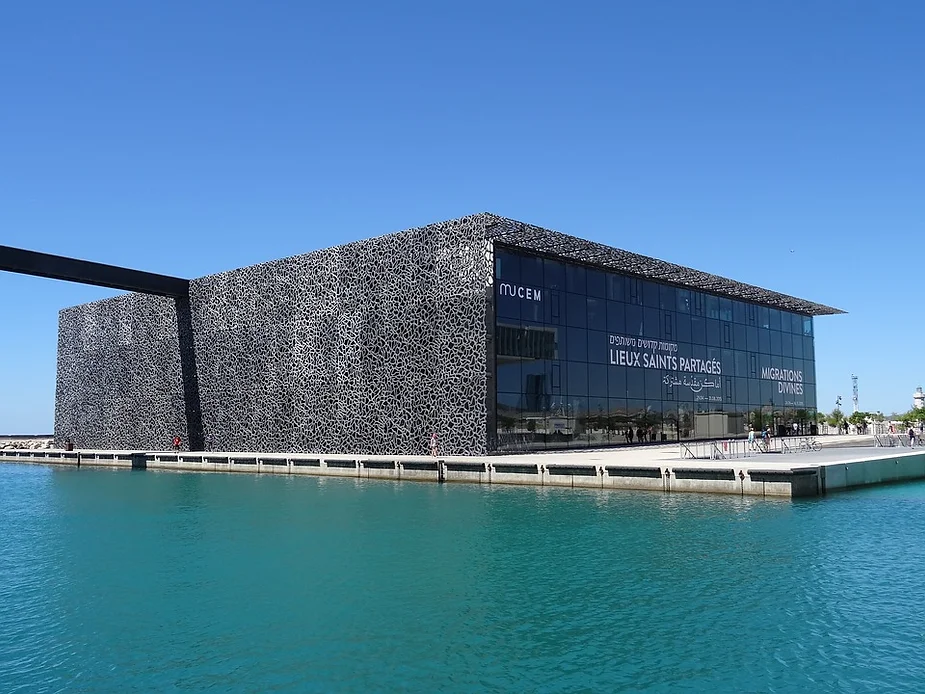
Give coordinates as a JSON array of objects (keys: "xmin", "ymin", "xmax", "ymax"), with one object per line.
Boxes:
[{"xmin": 2, "ymin": 1, "xmax": 923, "ymax": 433}]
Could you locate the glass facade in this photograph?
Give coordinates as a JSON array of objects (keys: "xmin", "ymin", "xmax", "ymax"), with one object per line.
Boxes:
[{"xmin": 492, "ymin": 247, "xmax": 817, "ymax": 451}]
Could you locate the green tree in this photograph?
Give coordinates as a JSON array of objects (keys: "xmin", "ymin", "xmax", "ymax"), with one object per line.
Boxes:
[
  {"xmin": 901, "ymin": 408, "xmax": 925, "ymax": 424},
  {"xmin": 826, "ymin": 408, "xmax": 845, "ymax": 427},
  {"xmin": 848, "ymin": 411, "xmax": 869, "ymax": 427}
]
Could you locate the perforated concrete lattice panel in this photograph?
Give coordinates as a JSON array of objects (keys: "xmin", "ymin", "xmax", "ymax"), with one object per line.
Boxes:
[{"xmin": 56, "ymin": 214, "xmax": 495, "ymax": 455}]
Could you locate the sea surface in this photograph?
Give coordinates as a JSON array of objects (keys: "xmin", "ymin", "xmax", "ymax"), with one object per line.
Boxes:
[{"xmin": 2, "ymin": 463, "xmax": 925, "ymax": 693}]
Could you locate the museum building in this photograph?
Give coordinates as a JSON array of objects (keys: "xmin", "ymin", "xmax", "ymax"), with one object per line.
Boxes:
[{"xmin": 55, "ymin": 213, "xmax": 842, "ymax": 455}]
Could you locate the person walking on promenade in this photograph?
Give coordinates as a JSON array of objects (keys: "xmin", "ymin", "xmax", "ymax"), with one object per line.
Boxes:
[
  {"xmin": 747, "ymin": 427, "xmax": 756, "ymax": 451},
  {"xmin": 172, "ymin": 435, "xmax": 181, "ymax": 452},
  {"xmin": 429, "ymin": 432, "xmax": 438, "ymax": 457},
  {"xmin": 909, "ymin": 427, "xmax": 917, "ymax": 448},
  {"xmin": 626, "ymin": 428, "xmax": 634, "ymax": 444}
]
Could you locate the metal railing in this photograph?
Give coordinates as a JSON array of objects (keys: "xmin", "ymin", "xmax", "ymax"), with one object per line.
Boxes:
[
  {"xmin": 680, "ymin": 436, "xmax": 823, "ymax": 460},
  {"xmin": 875, "ymin": 434, "xmax": 922, "ymax": 448}
]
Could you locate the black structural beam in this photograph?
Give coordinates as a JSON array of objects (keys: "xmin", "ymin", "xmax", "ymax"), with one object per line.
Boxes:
[
  {"xmin": 0, "ymin": 245, "xmax": 189, "ymax": 297},
  {"xmin": 0, "ymin": 244, "xmax": 204, "ymax": 451}
]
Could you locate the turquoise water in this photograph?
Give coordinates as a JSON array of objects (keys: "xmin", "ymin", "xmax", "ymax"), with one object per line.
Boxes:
[{"xmin": 2, "ymin": 465, "xmax": 925, "ymax": 693}]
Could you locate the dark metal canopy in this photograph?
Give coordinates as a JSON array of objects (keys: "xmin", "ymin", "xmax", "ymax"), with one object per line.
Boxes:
[
  {"xmin": 0, "ymin": 245, "xmax": 189, "ymax": 298},
  {"xmin": 483, "ymin": 215, "xmax": 844, "ymax": 316}
]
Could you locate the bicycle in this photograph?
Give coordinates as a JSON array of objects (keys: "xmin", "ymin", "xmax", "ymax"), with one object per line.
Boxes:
[{"xmin": 798, "ymin": 437, "xmax": 821, "ymax": 452}]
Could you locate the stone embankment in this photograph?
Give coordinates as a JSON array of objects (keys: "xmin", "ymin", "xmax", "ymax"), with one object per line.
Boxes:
[{"xmin": 0, "ymin": 437, "xmax": 54, "ymax": 450}]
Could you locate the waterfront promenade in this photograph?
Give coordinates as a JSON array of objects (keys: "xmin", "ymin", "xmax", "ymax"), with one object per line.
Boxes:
[{"xmin": 3, "ymin": 435, "xmax": 924, "ymax": 498}]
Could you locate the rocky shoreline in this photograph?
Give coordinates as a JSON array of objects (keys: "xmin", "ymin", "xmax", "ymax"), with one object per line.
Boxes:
[{"xmin": 0, "ymin": 437, "xmax": 55, "ymax": 450}]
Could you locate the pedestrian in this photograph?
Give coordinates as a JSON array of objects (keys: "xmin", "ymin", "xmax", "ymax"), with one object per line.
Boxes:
[
  {"xmin": 762, "ymin": 427, "xmax": 770, "ymax": 451},
  {"xmin": 747, "ymin": 427, "xmax": 755, "ymax": 450},
  {"xmin": 429, "ymin": 432, "xmax": 438, "ymax": 457},
  {"xmin": 626, "ymin": 428, "xmax": 634, "ymax": 444},
  {"xmin": 172, "ymin": 435, "xmax": 181, "ymax": 452},
  {"xmin": 910, "ymin": 427, "xmax": 917, "ymax": 448}
]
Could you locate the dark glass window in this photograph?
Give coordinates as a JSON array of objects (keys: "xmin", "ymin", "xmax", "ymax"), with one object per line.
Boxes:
[
  {"xmin": 587, "ymin": 297, "xmax": 606, "ymax": 330},
  {"xmin": 758, "ymin": 329, "xmax": 770, "ymax": 354},
  {"xmin": 567, "ymin": 362, "xmax": 588, "ymax": 396},
  {"xmin": 521, "ymin": 255, "xmax": 543, "ymax": 287},
  {"xmin": 607, "ymin": 273, "xmax": 624, "ymax": 301},
  {"xmin": 625, "ymin": 304, "xmax": 644, "ymax": 336},
  {"xmin": 521, "ymin": 295, "xmax": 543, "ymax": 324},
  {"xmin": 692, "ymin": 292, "xmax": 704, "ymax": 316},
  {"xmin": 495, "ymin": 250, "xmax": 520, "ymax": 282},
  {"xmin": 644, "ymin": 307, "xmax": 661, "ymax": 339},
  {"xmin": 492, "ymin": 252, "xmax": 817, "ymax": 447},
  {"xmin": 627, "ymin": 277, "xmax": 643, "ymax": 305},
  {"xmin": 676, "ymin": 313, "xmax": 691, "ymax": 343},
  {"xmin": 608, "ymin": 366, "xmax": 627, "ymax": 398},
  {"xmin": 626, "ymin": 368, "xmax": 644, "ymax": 399},
  {"xmin": 566, "ymin": 293, "xmax": 587, "ymax": 328},
  {"xmin": 733, "ymin": 301, "xmax": 747, "ymax": 325},
  {"xmin": 587, "ymin": 269, "xmax": 606, "ymax": 298},
  {"xmin": 496, "ymin": 290, "xmax": 520, "ymax": 319},
  {"xmin": 769, "ymin": 308, "xmax": 781, "ymax": 331},
  {"xmin": 691, "ymin": 316, "xmax": 706, "ymax": 345},
  {"xmin": 770, "ymin": 330, "xmax": 782, "ymax": 356},
  {"xmin": 759, "ymin": 307, "xmax": 770, "ymax": 329},
  {"xmin": 588, "ymin": 331, "xmax": 609, "ymax": 364},
  {"xmin": 588, "ymin": 364, "xmax": 608, "ymax": 397},
  {"xmin": 565, "ymin": 327, "xmax": 588, "ymax": 362},
  {"xmin": 607, "ymin": 301, "xmax": 625, "ymax": 334},
  {"xmin": 545, "ymin": 291, "xmax": 564, "ymax": 325},
  {"xmin": 496, "ymin": 362, "xmax": 521, "ymax": 392},
  {"xmin": 544, "ymin": 259, "xmax": 564, "ymax": 290},
  {"xmin": 645, "ymin": 369, "xmax": 663, "ymax": 399},
  {"xmin": 566, "ymin": 264, "xmax": 586, "ymax": 294},
  {"xmin": 733, "ymin": 323, "xmax": 746, "ymax": 351},
  {"xmin": 660, "ymin": 284, "xmax": 677, "ymax": 311},
  {"xmin": 748, "ymin": 379, "xmax": 760, "ymax": 405},
  {"xmin": 734, "ymin": 351, "xmax": 748, "ymax": 377},
  {"xmin": 522, "ymin": 360, "xmax": 550, "ymax": 410},
  {"xmin": 781, "ymin": 332, "xmax": 793, "ymax": 358},
  {"xmin": 706, "ymin": 319, "xmax": 721, "ymax": 347},
  {"xmin": 746, "ymin": 326, "xmax": 759, "ymax": 353}
]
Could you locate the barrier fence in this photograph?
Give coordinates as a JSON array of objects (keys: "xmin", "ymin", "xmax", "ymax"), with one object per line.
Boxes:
[{"xmin": 679, "ymin": 436, "xmax": 822, "ymax": 460}]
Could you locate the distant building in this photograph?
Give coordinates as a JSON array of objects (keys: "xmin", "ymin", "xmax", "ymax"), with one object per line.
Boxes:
[
  {"xmin": 915, "ymin": 386, "xmax": 925, "ymax": 410},
  {"xmin": 55, "ymin": 214, "xmax": 843, "ymax": 454}
]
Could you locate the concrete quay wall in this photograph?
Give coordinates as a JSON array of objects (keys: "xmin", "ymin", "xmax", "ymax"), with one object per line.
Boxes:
[
  {"xmin": 4, "ymin": 448, "xmax": 924, "ymax": 498},
  {"xmin": 820, "ymin": 451, "xmax": 925, "ymax": 492},
  {"xmin": 0, "ymin": 449, "xmax": 809, "ymax": 497}
]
